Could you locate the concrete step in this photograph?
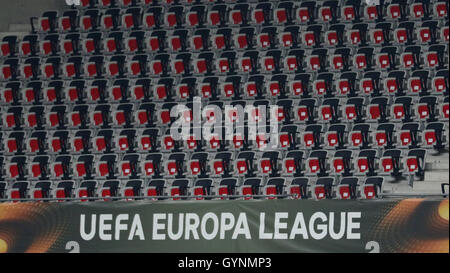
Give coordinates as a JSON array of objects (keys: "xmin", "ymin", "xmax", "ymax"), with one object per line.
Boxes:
[
  {"xmin": 425, "ymin": 170, "xmax": 449, "ymax": 182},
  {"xmin": 0, "ymin": 32, "xmax": 28, "ymax": 39},
  {"xmin": 412, "ymin": 181, "xmax": 446, "ymax": 193},
  {"xmin": 8, "ymin": 23, "xmax": 30, "ymax": 32},
  {"xmin": 425, "ymin": 161, "xmax": 449, "ymax": 170}
]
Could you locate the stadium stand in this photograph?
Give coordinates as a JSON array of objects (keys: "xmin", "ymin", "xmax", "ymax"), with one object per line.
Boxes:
[{"xmin": 0, "ymin": 0, "xmax": 448, "ymax": 202}]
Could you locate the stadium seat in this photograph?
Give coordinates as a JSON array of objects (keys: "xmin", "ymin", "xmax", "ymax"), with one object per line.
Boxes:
[
  {"xmin": 361, "ymin": 177, "xmax": 383, "ymax": 199},
  {"xmin": 289, "ymin": 177, "xmax": 309, "ymax": 199},
  {"xmin": 99, "ymin": 180, "xmax": 120, "ymax": 201},
  {"xmin": 380, "ymin": 149, "xmax": 403, "ymax": 177},
  {"xmin": 332, "ymin": 150, "xmax": 353, "ymax": 176},
  {"xmin": 77, "ymin": 181, "xmax": 97, "ymax": 202},
  {"xmin": 312, "ymin": 177, "xmax": 334, "ymax": 200},
  {"xmin": 169, "ymin": 179, "xmax": 190, "ymax": 200},
  {"xmin": 217, "ymin": 178, "xmax": 238, "ymax": 200},
  {"xmin": 337, "ymin": 177, "xmax": 359, "ymax": 199},
  {"xmin": 239, "ymin": 178, "xmax": 262, "ymax": 200},
  {"xmin": 264, "ymin": 178, "xmax": 286, "ymax": 200},
  {"xmin": 356, "ymin": 149, "xmax": 378, "ymax": 176},
  {"xmin": 192, "ymin": 179, "xmax": 213, "ymax": 200},
  {"xmin": 145, "ymin": 179, "xmax": 165, "ymax": 200}
]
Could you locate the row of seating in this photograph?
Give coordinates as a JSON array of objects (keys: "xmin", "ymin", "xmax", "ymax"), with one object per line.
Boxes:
[
  {"xmin": 0, "ymin": 120, "xmax": 447, "ymax": 154},
  {"xmin": 0, "ymin": 176, "xmax": 384, "ymax": 202},
  {"xmin": 1, "ymin": 72, "xmax": 448, "ymax": 110},
  {"xmin": 3, "ymin": 19, "xmax": 449, "ymax": 60},
  {"xmin": 1, "ymin": 96, "xmax": 448, "ymax": 131},
  {"xmin": 1, "ymin": 49, "xmax": 448, "ymax": 87},
  {"xmin": 0, "ymin": 147, "xmax": 428, "ymax": 181},
  {"xmin": 35, "ymin": 0, "xmax": 449, "ymax": 34}
]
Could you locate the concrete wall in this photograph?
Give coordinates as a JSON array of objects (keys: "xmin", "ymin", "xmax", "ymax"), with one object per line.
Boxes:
[{"xmin": 0, "ymin": 0, "xmax": 67, "ymax": 32}]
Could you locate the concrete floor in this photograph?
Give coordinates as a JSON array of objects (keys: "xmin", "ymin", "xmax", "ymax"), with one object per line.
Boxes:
[{"xmin": 0, "ymin": 0, "xmax": 67, "ymax": 32}]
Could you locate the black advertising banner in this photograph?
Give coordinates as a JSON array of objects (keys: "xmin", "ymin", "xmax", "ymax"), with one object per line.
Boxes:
[{"xmin": 0, "ymin": 198, "xmax": 448, "ymax": 253}]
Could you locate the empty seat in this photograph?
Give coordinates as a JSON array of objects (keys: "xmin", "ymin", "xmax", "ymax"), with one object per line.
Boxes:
[
  {"xmin": 192, "ymin": 178, "xmax": 213, "ymax": 200},
  {"xmin": 289, "ymin": 177, "xmax": 309, "ymax": 199},
  {"xmin": 312, "ymin": 177, "xmax": 334, "ymax": 200},
  {"xmin": 240, "ymin": 178, "xmax": 262, "ymax": 200},
  {"xmin": 361, "ymin": 177, "xmax": 383, "ymax": 199}
]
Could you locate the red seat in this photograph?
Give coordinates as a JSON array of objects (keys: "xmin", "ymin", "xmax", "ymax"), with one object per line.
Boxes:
[
  {"xmin": 388, "ymin": 4, "xmax": 401, "ymax": 19},
  {"xmin": 242, "ymin": 186, "xmax": 253, "ymax": 200},
  {"xmin": 375, "ymin": 131, "xmax": 388, "ymax": 147},
  {"xmin": 331, "ymin": 54, "xmax": 344, "ymax": 70},
  {"xmin": 258, "ymin": 33, "xmax": 270, "ymax": 49},
  {"xmin": 350, "ymin": 132, "xmax": 363, "ymax": 147},
  {"xmin": 51, "ymin": 138, "xmax": 62, "ymax": 152},
  {"xmin": 425, "ymin": 52, "xmax": 439, "ymax": 67},
  {"xmin": 275, "ymin": 8, "xmax": 287, "ymax": 24},
  {"xmin": 73, "ymin": 137, "xmax": 84, "ymax": 152},
  {"xmin": 381, "ymin": 157, "xmax": 394, "ymax": 173},
  {"xmin": 314, "ymin": 80, "xmax": 327, "ymax": 96},
  {"xmin": 7, "ymin": 139, "xmax": 17, "ymax": 153},
  {"xmin": 76, "ymin": 163, "xmax": 87, "ymax": 177},
  {"xmin": 392, "ymin": 104, "xmax": 406, "ymax": 120},
  {"xmin": 357, "ymin": 157, "xmax": 369, "ymax": 173},
  {"xmin": 326, "ymin": 31, "xmax": 338, "ymax": 46},
  {"xmin": 435, "ymin": 2, "xmax": 448, "ymax": 17},
  {"xmin": 308, "ymin": 55, "xmax": 321, "ymax": 70},
  {"xmin": 166, "ymin": 161, "xmax": 178, "ymax": 176},
  {"xmin": 332, "ymin": 158, "xmax": 345, "ymax": 174},
  {"xmin": 354, "ymin": 54, "xmax": 367, "ymax": 69},
  {"xmin": 417, "ymin": 103, "xmax": 430, "ymax": 120},
  {"xmin": 284, "ymin": 159, "xmax": 297, "ymax": 174},
  {"xmin": 230, "ymin": 10, "xmax": 242, "ymax": 25},
  {"xmin": 98, "ymin": 162, "xmax": 110, "ymax": 177},
  {"xmin": 418, "ymin": 27, "xmax": 431, "ymax": 43},
  {"xmin": 95, "ymin": 137, "xmax": 106, "ymax": 152},
  {"xmin": 190, "ymin": 161, "xmax": 201, "ymax": 175},
  {"xmin": 163, "ymin": 136, "xmax": 175, "ymax": 150},
  {"xmin": 291, "ymin": 81, "xmax": 304, "ymax": 96},
  {"xmin": 314, "ymin": 186, "xmax": 326, "ymax": 200},
  {"xmin": 307, "ymin": 158, "xmax": 320, "ymax": 174},
  {"xmin": 236, "ymin": 34, "xmax": 248, "ymax": 49},
  {"xmin": 349, "ymin": 30, "xmax": 361, "ymax": 45},
  {"xmin": 53, "ymin": 163, "xmax": 64, "ymax": 178},
  {"xmin": 424, "ymin": 130, "xmax": 437, "ymax": 146},
  {"xmin": 303, "ymin": 132, "xmax": 315, "ymax": 147},
  {"xmin": 363, "ymin": 185, "xmax": 376, "ymax": 199},
  {"xmin": 395, "ymin": 29, "xmax": 408, "ymax": 44},
  {"xmin": 252, "ymin": 9, "xmax": 265, "ymax": 24},
  {"xmin": 343, "ymin": 5, "xmax": 355, "ymax": 21},
  {"xmin": 118, "ymin": 137, "xmax": 129, "ymax": 151},
  {"xmin": 166, "ymin": 13, "xmax": 177, "ymax": 27},
  {"xmin": 236, "ymin": 160, "xmax": 248, "ymax": 174},
  {"xmin": 327, "ymin": 132, "xmax": 339, "ymax": 148},
  {"xmin": 208, "ymin": 11, "xmax": 220, "ymax": 26},
  {"xmin": 121, "ymin": 162, "xmax": 132, "ymax": 176},
  {"xmin": 7, "ymin": 162, "xmax": 20, "ymax": 178},
  {"xmin": 28, "ymin": 138, "xmax": 39, "ymax": 153},
  {"xmin": 411, "ymin": 3, "xmax": 424, "ymax": 18},
  {"xmin": 399, "ymin": 131, "xmax": 412, "ymax": 146},
  {"xmin": 406, "ymin": 157, "xmax": 419, "ymax": 173},
  {"xmin": 303, "ymin": 32, "xmax": 315, "ymax": 46},
  {"xmin": 280, "ymin": 32, "xmax": 293, "ymax": 47},
  {"xmin": 218, "ymin": 58, "xmax": 229, "ymax": 73},
  {"xmin": 319, "ymin": 6, "xmax": 332, "ymax": 22}
]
